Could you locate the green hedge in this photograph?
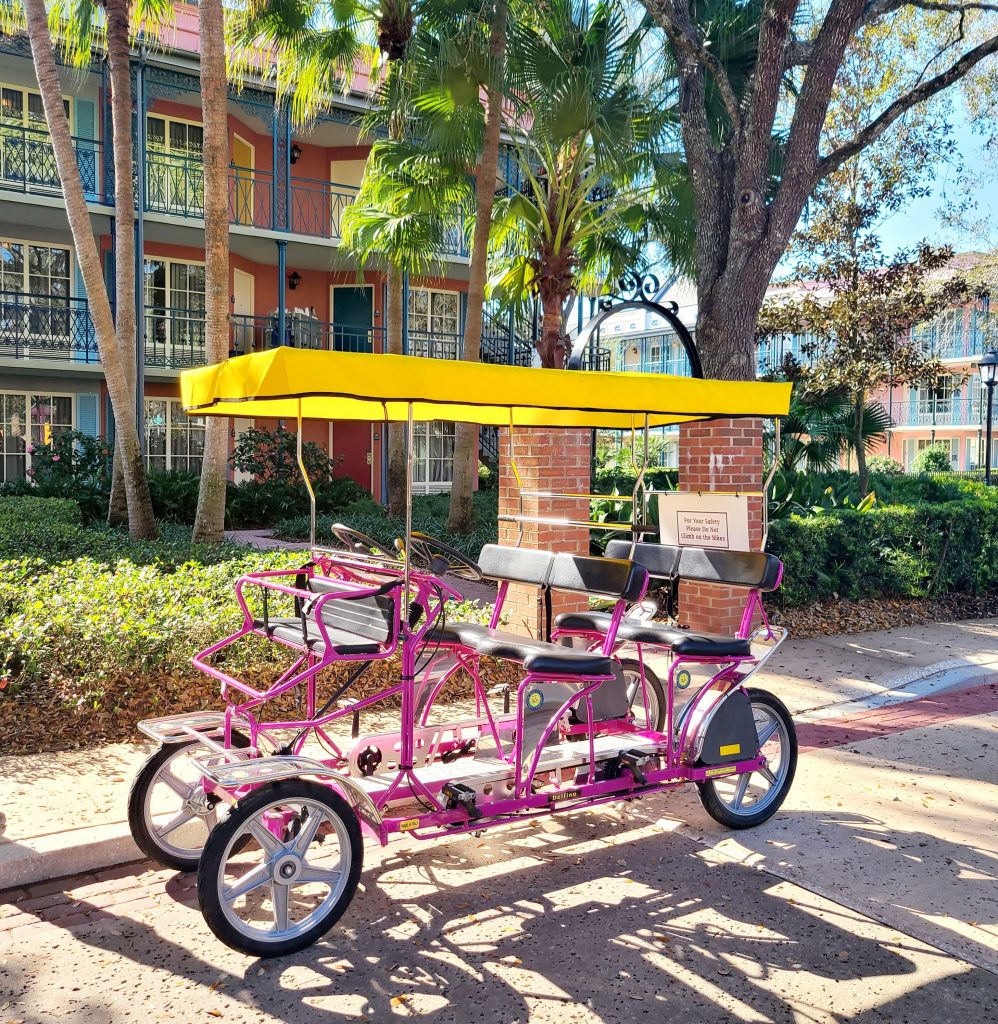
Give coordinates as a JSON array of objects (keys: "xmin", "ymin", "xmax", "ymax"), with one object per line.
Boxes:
[{"xmin": 767, "ymin": 499, "xmax": 998, "ymax": 606}]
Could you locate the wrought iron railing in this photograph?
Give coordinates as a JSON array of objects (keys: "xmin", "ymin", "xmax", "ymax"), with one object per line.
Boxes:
[
  {"xmin": 888, "ymin": 397, "xmax": 996, "ymax": 428},
  {"xmin": 144, "ymin": 304, "xmax": 207, "ymax": 368},
  {"xmin": 0, "ymin": 291, "xmax": 98, "ymax": 362},
  {"xmin": 0, "ymin": 124, "xmax": 103, "ymax": 201}
]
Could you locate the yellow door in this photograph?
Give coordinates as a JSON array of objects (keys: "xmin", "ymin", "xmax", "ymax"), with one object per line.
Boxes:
[
  {"xmin": 232, "ymin": 135, "xmax": 254, "ymax": 225},
  {"xmin": 232, "ymin": 268, "xmax": 255, "ymax": 354}
]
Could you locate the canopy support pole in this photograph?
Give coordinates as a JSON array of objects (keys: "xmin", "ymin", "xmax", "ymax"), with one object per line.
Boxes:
[
  {"xmin": 761, "ymin": 418, "xmax": 781, "ymax": 552},
  {"xmin": 404, "ymin": 402, "xmax": 414, "ymax": 618},
  {"xmin": 296, "ymin": 403, "xmax": 316, "ymax": 550},
  {"xmin": 631, "ymin": 414, "xmax": 650, "ymax": 538}
]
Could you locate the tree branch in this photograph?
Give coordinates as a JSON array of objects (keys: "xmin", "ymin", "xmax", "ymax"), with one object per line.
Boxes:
[
  {"xmin": 864, "ymin": 0, "xmax": 998, "ymax": 24},
  {"xmin": 644, "ymin": 0, "xmax": 743, "ymax": 134},
  {"xmin": 818, "ymin": 31, "xmax": 998, "ymax": 178}
]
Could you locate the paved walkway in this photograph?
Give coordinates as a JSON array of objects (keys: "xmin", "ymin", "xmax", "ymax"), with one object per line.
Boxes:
[{"xmin": 2, "ymin": 674, "xmax": 996, "ymax": 1022}]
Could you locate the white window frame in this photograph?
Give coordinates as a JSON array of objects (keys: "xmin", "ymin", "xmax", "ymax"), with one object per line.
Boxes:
[
  {"xmin": 144, "ymin": 398, "xmax": 206, "ymax": 473},
  {"xmin": 143, "ymin": 258, "xmax": 207, "ymax": 366},
  {"xmin": 0, "ymin": 237, "xmax": 74, "ymax": 340},
  {"xmin": 411, "ymin": 421, "xmax": 455, "ymax": 494},
  {"xmin": 0, "ymin": 389, "xmax": 75, "ymax": 483},
  {"xmin": 407, "ymin": 287, "xmax": 460, "ymax": 359}
]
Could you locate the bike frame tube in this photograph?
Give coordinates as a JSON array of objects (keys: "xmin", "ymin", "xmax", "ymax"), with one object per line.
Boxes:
[{"xmin": 296, "ymin": 402, "xmax": 317, "ymax": 550}]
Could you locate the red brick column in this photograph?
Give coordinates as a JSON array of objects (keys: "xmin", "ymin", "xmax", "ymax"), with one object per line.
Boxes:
[
  {"xmin": 498, "ymin": 428, "xmax": 591, "ymax": 637},
  {"xmin": 678, "ymin": 418, "xmax": 764, "ymax": 635}
]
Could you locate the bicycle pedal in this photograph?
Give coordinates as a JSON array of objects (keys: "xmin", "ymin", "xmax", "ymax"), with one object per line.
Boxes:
[
  {"xmin": 441, "ymin": 781, "xmax": 482, "ymax": 820},
  {"xmin": 617, "ymin": 749, "xmax": 652, "ymax": 786}
]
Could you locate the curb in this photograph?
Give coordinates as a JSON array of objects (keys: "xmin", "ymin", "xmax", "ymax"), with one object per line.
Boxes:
[{"xmin": 1, "ymin": 822, "xmax": 143, "ymax": 891}]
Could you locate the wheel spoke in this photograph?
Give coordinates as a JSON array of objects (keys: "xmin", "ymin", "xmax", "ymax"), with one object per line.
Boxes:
[
  {"xmin": 158, "ymin": 769, "xmax": 194, "ymax": 800},
  {"xmin": 155, "ymin": 807, "xmax": 197, "ymax": 839},
  {"xmin": 757, "ymin": 720, "xmax": 780, "ymax": 746},
  {"xmin": 758, "ymin": 764, "xmax": 778, "ymax": 786},
  {"xmin": 271, "ymin": 882, "xmax": 290, "ymax": 932},
  {"xmin": 292, "ymin": 811, "xmax": 324, "ymax": 856},
  {"xmin": 202, "ymin": 806, "xmax": 219, "ymax": 834},
  {"xmin": 223, "ymin": 863, "xmax": 270, "ymax": 904},
  {"xmin": 297, "ymin": 864, "xmax": 342, "ymax": 886},
  {"xmin": 247, "ymin": 819, "xmax": 287, "ymax": 857},
  {"xmin": 732, "ymin": 772, "xmax": 751, "ymax": 810}
]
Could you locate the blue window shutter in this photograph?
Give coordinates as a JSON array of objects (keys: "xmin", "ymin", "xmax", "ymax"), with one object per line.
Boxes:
[
  {"xmin": 72, "ymin": 259, "xmax": 97, "ymax": 363},
  {"xmin": 74, "ymin": 98, "xmax": 98, "ymax": 201},
  {"xmin": 76, "ymin": 392, "xmax": 99, "ymax": 438}
]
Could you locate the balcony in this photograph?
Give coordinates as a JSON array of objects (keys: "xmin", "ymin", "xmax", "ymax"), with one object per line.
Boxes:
[
  {"xmin": 0, "ymin": 292, "xmax": 98, "ymax": 363},
  {"xmin": 889, "ymin": 397, "xmax": 995, "ymax": 429},
  {"xmin": 0, "ymin": 124, "xmax": 103, "ymax": 202}
]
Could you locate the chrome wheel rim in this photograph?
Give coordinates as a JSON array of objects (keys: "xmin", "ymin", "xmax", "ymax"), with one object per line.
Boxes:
[
  {"xmin": 623, "ymin": 667, "xmax": 661, "ymax": 730},
  {"xmin": 215, "ymin": 796, "xmax": 352, "ymax": 944},
  {"xmin": 711, "ymin": 703, "xmax": 790, "ymax": 817},
  {"xmin": 143, "ymin": 745, "xmax": 220, "ymax": 861}
]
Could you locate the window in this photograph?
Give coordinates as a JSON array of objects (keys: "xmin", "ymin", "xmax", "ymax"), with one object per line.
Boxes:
[
  {"xmin": 0, "ymin": 83, "xmax": 70, "ymax": 188},
  {"xmin": 0, "ymin": 390, "xmax": 73, "ymax": 482},
  {"xmin": 145, "ymin": 399, "xmax": 205, "ymax": 473},
  {"xmin": 408, "ymin": 288, "xmax": 459, "ymax": 358},
  {"xmin": 412, "ymin": 421, "xmax": 455, "ymax": 493},
  {"xmin": 0, "ymin": 239, "xmax": 72, "ymax": 344},
  {"xmin": 146, "ymin": 114, "xmax": 204, "ymax": 216},
  {"xmin": 913, "ymin": 309, "xmax": 965, "ymax": 359},
  {"xmin": 144, "ymin": 259, "xmax": 206, "ymax": 367}
]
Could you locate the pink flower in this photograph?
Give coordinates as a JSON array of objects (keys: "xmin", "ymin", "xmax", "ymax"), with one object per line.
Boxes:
[
  {"xmin": 26, "ymin": 445, "xmax": 34, "ymax": 454},
  {"xmin": 25, "ymin": 468, "xmax": 34, "ymax": 477},
  {"xmin": 51, "ymin": 454, "xmax": 61, "ymax": 462}
]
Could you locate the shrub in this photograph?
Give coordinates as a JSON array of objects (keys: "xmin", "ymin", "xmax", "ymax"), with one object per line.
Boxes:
[
  {"xmin": 26, "ymin": 430, "xmax": 112, "ymax": 489},
  {"xmin": 866, "ymin": 455, "xmax": 904, "ymax": 476},
  {"xmin": 911, "ymin": 443, "xmax": 953, "ymax": 474},
  {"xmin": 231, "ymin": 425, "xmax": 342, "ymax": 485}
]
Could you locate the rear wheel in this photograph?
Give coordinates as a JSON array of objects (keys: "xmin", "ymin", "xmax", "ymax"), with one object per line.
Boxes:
[
  {"xmin": 128, "ymin": 734, "xmax": 249, "ymax": 872},
  {"xmin": 620, "ymin": 658, "xmax": 666, "ymax": 732},
  {"xmin": 696, "ymin": 689, "xmax": 796, "ymax": 829},
  {"xmin": 197, "ymin": 779, "xmax": 363, "ymax": 958}
]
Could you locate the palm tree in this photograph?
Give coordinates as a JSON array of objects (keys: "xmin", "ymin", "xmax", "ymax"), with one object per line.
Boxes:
[
  {"xmin": 12, "ymin": 0, "xmax": 160, "ymax": 537},
  {"xmin": 191, "ymin": 0, "xmax": 230, "ymax": 543},
  {"xmin": 489, "ymin": 0, "xmax": 681, "ymax": 368},
  {"xmin": 231, "ymin": 0, "xmax": 419, "ymax": 512}
]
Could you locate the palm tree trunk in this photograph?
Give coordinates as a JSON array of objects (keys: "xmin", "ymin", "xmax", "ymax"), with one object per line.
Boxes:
[
  {"xmin": 538, "ymin": 288, "xmax": 566, "ymax": 369},
  {"xmin": 447, "ymin": 0, "xmax": 507, "ymax": 533},
  {"xmin": 385, "ymin": 267, "xmax": 407, "ymax": 511},
  {"xmin": 105, "ymin": 0, "xmax": 136, "ymax": 528},
  {"xmin": 23, "ymin": 0, "xmax": 156, "ymax": 538},
  {"xmin": 192, "ymin": 0, "xmax": 231, "ymax": 543},
  {"xmin": 854, "ymin": 392, "xmax": 869, "ymax": 496}
]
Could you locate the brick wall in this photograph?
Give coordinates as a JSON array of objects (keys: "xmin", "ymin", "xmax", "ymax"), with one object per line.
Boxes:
[
  {"xmin": 498, "ymin": 428, "xmax": 591, "ymax": 637},
  {"xmin": 678, "ymin": 418, "xmax": 764, "ymax": 635}
]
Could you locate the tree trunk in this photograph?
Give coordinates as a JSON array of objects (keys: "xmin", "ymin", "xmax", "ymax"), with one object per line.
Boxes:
[
  {"xmin": 447, "ymin": 0, "xmax": 507, "ymax": 534},
  {"xmin": 385, "ymin": 267, "xmax": 407, "ymax": 512},
  {"xmin": 538, "ymin": 289, "xmax": 566, "ymax": 369},
  {"xmin": 23, "ymin": 0, "xmax": 156, "ymax": 538},
  {"xmin": 854, "ymin": 392, "xmax": 869, "ymax": 496},
  {"xmin": 192, "ymin": 0, "xmax": 231, "ymax": 544},
  {"xmin": 108, "ymin": 439, "xmax": 128, "ymax": 525}
]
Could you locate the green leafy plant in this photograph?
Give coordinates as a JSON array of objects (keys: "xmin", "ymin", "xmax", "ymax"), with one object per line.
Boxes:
[
  {"xmin": 911, "ymin": 443, "xmax": 954, "ymax": 475},
  {"xmin": 230, "ymin": 426, "xmax": 344, "ymax": 486}
]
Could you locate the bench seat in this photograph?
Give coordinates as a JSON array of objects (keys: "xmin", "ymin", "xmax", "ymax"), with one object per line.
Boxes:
[
  {"xmin": 553, "ymin": 612, "xmax": 752, "ymax": 657},
  {"xmin": 255, "ymin": 617, "xmax": 384, "ymax": 656}
]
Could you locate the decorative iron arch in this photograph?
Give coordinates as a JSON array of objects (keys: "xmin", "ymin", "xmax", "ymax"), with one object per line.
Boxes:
[{"xmin": 567, "ymin": 272, "xmax": 703, "ymax": 379}]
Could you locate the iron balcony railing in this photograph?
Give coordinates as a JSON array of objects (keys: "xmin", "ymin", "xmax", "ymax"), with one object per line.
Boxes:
[
  {"xmin": 889, "ymin": 397, "xmax": 996, "ymax": 428},
  {"xmin": 0, "ymin": 124, "xmax": 103, "ymax": 201},
  {"xmin": 0, "ymin": 291, "xmax": 98, "ymax": 362}
]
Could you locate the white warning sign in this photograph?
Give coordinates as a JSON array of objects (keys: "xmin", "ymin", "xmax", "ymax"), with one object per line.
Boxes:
[{"xmin": 658, "ymin": 493, "xmax": 751, "ymax": 550}]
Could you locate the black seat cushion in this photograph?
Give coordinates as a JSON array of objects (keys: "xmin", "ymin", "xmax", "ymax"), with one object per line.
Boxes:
[
  {"xmin": 553, "ymin": 611, "xmax": 750, "ymax": 657},
  {"xmin": 522, "ymin": 650, "xmax": 614, "ymax": 676},
  {"xmin": 426, "ymin": 621, "xmax": 490, "ymax": 646},
  {"xmin": 266, "ymin": 618, "xmax": 383, "ymax": 656}
]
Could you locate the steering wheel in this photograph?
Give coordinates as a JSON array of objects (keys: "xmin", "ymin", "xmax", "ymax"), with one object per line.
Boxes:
[
  {"xmin": 402, "ymin": 531, "xmax": 484, "ymax": 581},
  {"xmin": 329, "ymin": 523, "xmax": 400, "ymax": 562}
]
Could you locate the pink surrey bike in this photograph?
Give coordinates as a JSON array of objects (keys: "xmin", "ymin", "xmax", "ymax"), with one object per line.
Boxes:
[{"xmin": 132, "ymin": 346, "xmax": 793, "ymax": 957}]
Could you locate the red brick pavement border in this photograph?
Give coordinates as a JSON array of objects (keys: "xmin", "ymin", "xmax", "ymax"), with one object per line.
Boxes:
[{"xmin": 796, "ymin": 680, "xmax": 998, "ymax": 752}]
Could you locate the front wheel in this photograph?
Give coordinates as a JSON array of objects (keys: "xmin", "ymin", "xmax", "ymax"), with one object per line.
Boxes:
[
  {"xmin": 128, "ymin": 734, "xmax": 249, "ymax": 871},
  {"xmin": 197, "ymin": 779, "xmax": 363, "ymax": 958},
  {"xmin": 620, "ymin": 658, "xmax": 666, "ymax": 732},
  {"xmin": 696, "ymin": 688, "xmax": 797, "ymax": 829}
]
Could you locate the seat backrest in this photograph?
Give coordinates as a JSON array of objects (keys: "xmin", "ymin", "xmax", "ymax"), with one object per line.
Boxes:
[
  {"xmin": 306, "ymin": 577, "xmax": 397, "ymax": 642},
  {"xmin": 677, "ymin": 547, "xmax": 782, "ymax": 592},
  {"xmin": 549, "ymin": 552, "xmax": 647, "ymax": 602},
  {"xmin": 605, "ymin": 540, "xmax": 681, "ymax": 580},
  {"xmin": 478, "ymin": 544, "xmax": 555, "ymax": 587}
]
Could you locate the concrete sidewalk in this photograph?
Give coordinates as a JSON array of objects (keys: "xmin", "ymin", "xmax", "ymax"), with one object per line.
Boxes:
[{"xmin": 1, "ymin": 618, "xmax": 996, "ymax": 890}]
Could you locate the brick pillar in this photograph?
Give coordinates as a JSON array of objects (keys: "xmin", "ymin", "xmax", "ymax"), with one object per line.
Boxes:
[
  {"xmin": 678, "ymin": 418, "xmax": 764, "ymax": 635},
  {"xmin": 498, "ymin": 427, "xmax": 591, "ymax": 637}
]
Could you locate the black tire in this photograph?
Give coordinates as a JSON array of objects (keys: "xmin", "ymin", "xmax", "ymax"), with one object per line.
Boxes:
[
  {"xmin": 696, "ymin": 688, "xmax": 797, "ymax": 830},
  {"xmin": 619, "ymin": 658, "xmax": 667, "ymax": 732},
  {"xmin": 197, "ymin": 779, "xmax": 363, "ymax": 958},
  {"xmin": 128, "ymin": 734, "xmax": 249, "ymax": 872}
]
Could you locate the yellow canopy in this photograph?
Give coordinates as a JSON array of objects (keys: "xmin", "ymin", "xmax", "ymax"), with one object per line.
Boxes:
[{"xmin": 181, "ymin": 348, "xmax": 791, "ymax": 428}]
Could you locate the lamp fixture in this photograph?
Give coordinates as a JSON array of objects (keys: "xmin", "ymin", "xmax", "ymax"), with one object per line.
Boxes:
[
  {"xmin": 290, "ymin": 144, "xmax": 302, "ymax": 165},
  {"xmin": 288, "ymin": 271, "xmax": 302, "ymax": 291}
]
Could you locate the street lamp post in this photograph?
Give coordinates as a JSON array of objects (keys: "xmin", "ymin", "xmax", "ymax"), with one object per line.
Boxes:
[{"xmin": 979, "ymin": 350, "xmax": 998, "ymax": 485}]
